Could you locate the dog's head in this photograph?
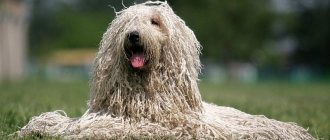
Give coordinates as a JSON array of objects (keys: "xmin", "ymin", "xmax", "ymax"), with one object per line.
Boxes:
[
  {"xmin": 89, "ymin": 1, "xmax": 203, "ymax": 117},
  {"xmin": 96, "ymin": 1, "xmax": 201, "ymax": 74}
]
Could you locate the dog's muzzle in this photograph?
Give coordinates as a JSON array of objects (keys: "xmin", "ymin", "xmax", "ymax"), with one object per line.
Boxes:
[{"xmin": 126, "ymin": 31, "xmax": 146, "ymax": 70}]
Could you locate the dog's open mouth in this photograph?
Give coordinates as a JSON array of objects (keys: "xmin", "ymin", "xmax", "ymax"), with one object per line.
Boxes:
[{"xmin": 126, "ymin": 45, "xmax": 146, "ymax": 69}]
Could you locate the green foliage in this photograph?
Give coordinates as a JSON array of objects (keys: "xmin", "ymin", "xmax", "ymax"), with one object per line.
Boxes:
[
  {"xmin": 50, "ymin": 10, "xmax": 110, "ymax": 49},
  {"xmin": 169, "ymin": 0, "xmax": 274, "ymax": 61},
  {"xmin": 0, "ymin": 79, "xmax": 329, "ymax": 139},
  {"xmin": 29, "ymin": 0, "xmax": 114, "ymax": 57},
  {"xmin": 289, "ymin": 4, "xmax": 330, "ymax": 70}
]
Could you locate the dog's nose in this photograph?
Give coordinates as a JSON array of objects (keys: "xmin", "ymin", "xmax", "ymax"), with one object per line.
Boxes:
[{"xmin": 128, "ymin": 31, "xmax": 140, "ymax": 44}]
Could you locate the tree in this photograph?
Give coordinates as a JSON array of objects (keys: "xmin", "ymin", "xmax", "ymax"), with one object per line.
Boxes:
[
  {"xmin": 168, "ymin": 0, "xmax": 274, "ymax": 62},
  {"xmin": 29, "ymin": 0, "xmax": 116, "ymax": 57},
  {"xmin": 289, "ymin": 1, "xmax": 330, "ymax": 71}
]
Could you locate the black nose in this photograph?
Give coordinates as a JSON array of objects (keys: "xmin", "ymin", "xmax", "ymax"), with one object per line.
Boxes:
[{"xmin": 128, "ymin": 31, "xmax": 140, "ymax": 44}]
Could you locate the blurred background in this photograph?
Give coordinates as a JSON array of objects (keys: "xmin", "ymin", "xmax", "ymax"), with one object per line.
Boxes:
[
  {"xmin": 0, "ymin": 0, "xmax": 329, "ymax": 139},
  {"xmin": 0, "ymin": 0, "xmax": 329, "ymax": 82}
]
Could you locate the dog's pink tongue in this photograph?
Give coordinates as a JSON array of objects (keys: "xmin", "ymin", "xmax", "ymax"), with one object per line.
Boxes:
[{"xmin": 130, "ymin": 53, "xmax": 145, "ymax": 69}]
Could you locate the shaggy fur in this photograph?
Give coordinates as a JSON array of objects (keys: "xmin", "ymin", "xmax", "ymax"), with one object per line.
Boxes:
[
  {"xmin": 89, "ymin": 1, "xmax": 202, "ymax": 121},
  {"xmin": 18, "ymin": 1, "xmax": 314, "ymax": 139}
]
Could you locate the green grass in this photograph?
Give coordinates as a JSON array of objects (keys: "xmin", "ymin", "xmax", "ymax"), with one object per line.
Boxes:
[
  {"xmin": 0, "ymin": 79, "xmax": 329, "ymax": 139},
  {"xmin": 200, "ymin": 81, "xmax": 330, "ymax": 139}
]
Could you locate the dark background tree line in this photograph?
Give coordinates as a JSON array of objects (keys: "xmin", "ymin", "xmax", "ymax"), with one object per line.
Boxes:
[{"xmin": 29, "ymin": 0, "xmax": 330, "ymax": 78}]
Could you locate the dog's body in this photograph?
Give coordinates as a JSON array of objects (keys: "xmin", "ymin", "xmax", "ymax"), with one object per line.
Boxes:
[{"xmin": 19, "ymin": 1, "xmax": 314, "ymax": 139}]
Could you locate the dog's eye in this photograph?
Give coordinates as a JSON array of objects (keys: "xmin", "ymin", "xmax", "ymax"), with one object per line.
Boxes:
[{"xmin": 151, "ymin": 18, "xmax": 160, "ymax": 26}]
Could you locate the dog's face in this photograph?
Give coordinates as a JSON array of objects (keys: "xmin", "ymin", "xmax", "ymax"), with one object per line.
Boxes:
[
  {"xmin": 96, "ymin": 2, "xmax": 201, "ymax": 77},
  {"xmin": 122, "ymin": 5, "xmax": 168, "ymax": 72},
  {"xmin": 90, "ymin": 1, "xmax": 203, "ymax": 115}
]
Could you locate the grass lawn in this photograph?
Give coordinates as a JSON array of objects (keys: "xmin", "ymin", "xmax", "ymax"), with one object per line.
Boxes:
[{"xmin": 0, "ymin": 78, "xmax": 329, "ymax": 139}]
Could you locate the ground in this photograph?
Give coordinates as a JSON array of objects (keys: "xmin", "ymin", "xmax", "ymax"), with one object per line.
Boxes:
[{"xmin": 0, "ymin": 78, "xmax": 329, "ymax": 139}]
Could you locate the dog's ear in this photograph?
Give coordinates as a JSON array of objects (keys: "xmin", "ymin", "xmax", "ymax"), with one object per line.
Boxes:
[{"xmin": 166, "ymin": 16, "xmax": 201, "ymax": 71}]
